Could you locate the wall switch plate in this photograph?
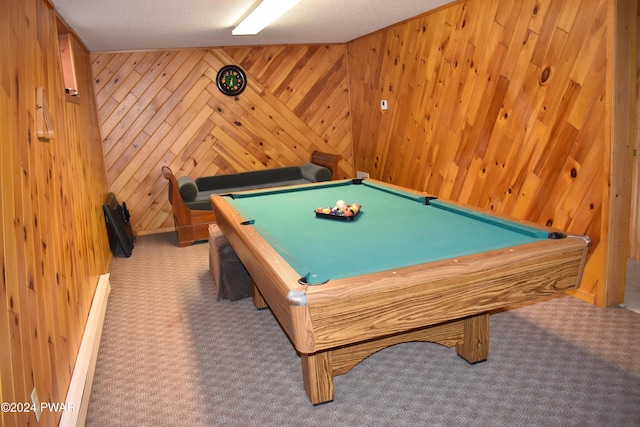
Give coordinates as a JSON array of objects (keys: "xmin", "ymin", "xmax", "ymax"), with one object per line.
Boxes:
[{"xmin": 380, "ymin": 100, "xmax": 388, "ymax": 110}]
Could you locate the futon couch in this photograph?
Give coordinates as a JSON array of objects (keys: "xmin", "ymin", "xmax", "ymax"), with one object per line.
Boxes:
[
  {"xmin": 162, "ymin": 151, "xmax": 341, "ymax": 246},
  {"xmin": 177, "ymin": 162, "xmax": 331, "ymax": 210}
]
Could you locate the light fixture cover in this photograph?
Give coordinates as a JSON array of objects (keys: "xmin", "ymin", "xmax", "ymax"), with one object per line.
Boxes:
[{"xmin": 232, "ymin": 0, "xmax": 302, "ymax": 36}]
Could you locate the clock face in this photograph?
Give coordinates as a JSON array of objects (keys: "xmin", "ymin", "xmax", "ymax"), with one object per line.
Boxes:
[{"xmin": 216, "ymin": 65, "xmax": 247, "ymax": 96}]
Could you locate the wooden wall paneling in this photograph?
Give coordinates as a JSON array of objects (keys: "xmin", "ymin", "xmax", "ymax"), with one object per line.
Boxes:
[
  {"xmin": 108, "ymin": 70, "xmax": 204, "ymax": 183},
  {"xmin": 94, "ymin": 49, "xmax": 322, "ymax": 232},
  {"xmin": 100, "ymin": 50, "xmax": 189, "ymax": 156},
  {"xmin": 41, "ymin": 5, "xmax": 64, "ymax": 415},
  {"xmin": 94, "ymin": 51, "xmax": 169, "ymax": 129},
  {"xmin": 67, "ymin": 17, "xmax": 112, "ymax": 392},
  {"xmin": 242, "ymin": 45, "xmax": 309, "ymax": 93},
  {"xmin": 129, "ymin": 52, "xmax": 180, "ymax": 99},
  {"xmin": 113, "ymin": 81, "xmax": 212, "ymax": 194},
  {"xmin": 109, "ymin": 53, "xmax": 206, "ymax": 154},
  {"xmin": 380, "ymin": 26, "xmax": 419, "ymax": 186},
  {"xmin": 1, "ymin": 1, "xmax": 111, "ymax": 426},
  {"xmin": 271, "ymin": 47, "xmax": 331, "ymax": 105},
  {"xmin": 347, "ymin": 0, "xmax": 611, "ymax": 304},
  {"xmin": 39, "ymin": 148, "xmax": 64, "ymax": 402},
  {"xmin": 92, "ymin": 43, "xmax": 353, "ymax": 236},
  {"xmin": 95, "ymin": 54, "xmax": 139, "ymax": 107},
  {"xmin": 235, "ymin": 91, "xmax": 316, "ymax": 158},
  {"xmin": 603, "ymin": 0, "xmax": 637, "ymax": 305},
  {"xmin": 214, "ymin": 45, "xmax": 354, "ymax": 172},
  {"xmin": 631, "ymin": 1, "xmax": 640, "ymax": 260},
  {"xmin": 346, "ymin": 31, "xmax": 382, "ymax": 175},
  {"xmin": 292, "ymin": 54, "xmax": 346, "ymax": 115},
  {"xmin": 34, "ymin": 28, "xmax": 64, "ymax": 407},
  {"xmin": 135, "ymin": 176, "xmax": 171, "ymax": 232},
  {"xmin": 15, "ymin": 4, "xmax": 44, "ymax": 426},
  {"xmin": 56, "ymin": 112, "xmax": 81, "ymax": 365},
  {"xmin": 24, "ymin": 146, "xmax": 53, "ymax": 423},
  {"xmin": 206, "ymin": 49, "xmax": 326, "ymax": 161},
  {"xmin": 1, "ymin": 47, "xmax": 23, "ymax": 427},
  {"xmin": 0, "ymin": 91, "xmax": 11, "ymax": 427}
]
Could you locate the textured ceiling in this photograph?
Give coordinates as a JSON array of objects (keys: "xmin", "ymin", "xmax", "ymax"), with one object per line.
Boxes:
[{"xmin": 50, "ymin": 0, "xmax": 455, "ymax": 52}]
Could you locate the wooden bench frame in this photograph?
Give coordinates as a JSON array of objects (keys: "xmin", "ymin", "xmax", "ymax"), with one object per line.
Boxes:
[
  {"xmin": 162, "ymin": 151, "xmax": 341, "ymax": 247},
  {"xmin": 162, "ymin": 165, "xmax": 216, "ymax": 247}
]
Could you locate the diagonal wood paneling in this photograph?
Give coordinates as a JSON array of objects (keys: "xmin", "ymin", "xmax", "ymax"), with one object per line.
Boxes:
[
  {"xmin": 347, "ymin": 0, "xmax": 609, "ymax": 303},
  {"xmin": 91, "ymin": 45, "xmax": 353, "ymax": 235}
]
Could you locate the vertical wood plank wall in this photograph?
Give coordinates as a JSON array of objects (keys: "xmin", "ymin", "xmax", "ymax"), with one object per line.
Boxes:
[
  {"xmin": 348, "ymin": 0, "xmax": 612, "ymax": 305},
  {"xmin": 0, "ymin": 1, "xmax": 111, "ymax": 426},
  {"xmin": 606, "ymin": 0, "xmax": 637, "ymax": 305},
  {"xmin": 629, "ymin": 0, "xmax": 640, "ymax": 261},
  {"xmin": 90, "ymin": 45, "xmax": 354, "ymax": 235}
]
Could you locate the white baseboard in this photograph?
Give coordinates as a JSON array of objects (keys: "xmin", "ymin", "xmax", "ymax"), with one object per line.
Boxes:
[{"xmin": 59, "ymin": 273, "xmax": 111, "ymax": 427}]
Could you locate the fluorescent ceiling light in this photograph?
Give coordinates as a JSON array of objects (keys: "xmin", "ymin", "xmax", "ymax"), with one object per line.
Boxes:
[{"xmin": 232, "ymin": 0, "xmax": 302, "ymax": 35}]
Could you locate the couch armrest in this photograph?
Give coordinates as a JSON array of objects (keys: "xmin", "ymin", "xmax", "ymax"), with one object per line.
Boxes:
[
  {"xmin": 178, "ymin": 176, "xmax": 198, "ymax": 202},
  {"xmin": 162, "ymin": 166, "xmax": 191, "ymax": 219},
  {"xmin": 301, "ymin": 162, "xmax": 332, "ymax": 182},
  {"xmin": 162, "ymin": 166, "xmax": 215, "ymax": 247}
]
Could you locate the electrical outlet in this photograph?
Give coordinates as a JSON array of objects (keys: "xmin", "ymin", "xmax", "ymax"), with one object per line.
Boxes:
[
  {"xmin": 356, "ymin": 171, "xmax": 370, "ymax": 179},
  {"xmin": 380, "ymin": 100, "xmax": 388, "ymax": 110},
  {"xmin": 31, "ymin": 387, "xmax": 42, "ymax": 421}
]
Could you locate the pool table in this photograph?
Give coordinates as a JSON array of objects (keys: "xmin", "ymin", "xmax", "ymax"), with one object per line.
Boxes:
[{"xmin": 210, "ymin": 179, "xmax": 590, "ymax": 405}]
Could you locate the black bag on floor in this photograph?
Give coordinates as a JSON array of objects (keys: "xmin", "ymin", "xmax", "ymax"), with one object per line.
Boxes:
[{"xmin": 103, "ymin": 193, "xmax": 136, "ymax": 257}]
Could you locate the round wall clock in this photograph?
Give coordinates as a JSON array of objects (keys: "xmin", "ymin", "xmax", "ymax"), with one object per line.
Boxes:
[{"xmin": 216, "ymin": 65, "xmax": 247, "ymax": 96}]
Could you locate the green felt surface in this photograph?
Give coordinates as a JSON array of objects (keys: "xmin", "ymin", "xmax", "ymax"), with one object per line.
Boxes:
[{"xmin": 226, "ymin": 180, "xmax": 550, "ymax": 284}]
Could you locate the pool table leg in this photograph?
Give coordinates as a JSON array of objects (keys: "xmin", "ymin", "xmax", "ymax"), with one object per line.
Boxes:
[
  {"xmin": 301, "ymin": 351, "xmax": 334, "ymax": 405},
  {"xmin": 456, "ymin": 313, "xmax": 489, "ymax": 364},
  {"xmin": 251, "ymin": 279, "xmax": 268, "ymax": 309}
]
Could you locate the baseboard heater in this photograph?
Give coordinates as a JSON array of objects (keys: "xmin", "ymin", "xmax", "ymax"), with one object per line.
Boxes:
[{"xmin": 59, "ymin": 273, "xmax": 111, "ymax": 427}]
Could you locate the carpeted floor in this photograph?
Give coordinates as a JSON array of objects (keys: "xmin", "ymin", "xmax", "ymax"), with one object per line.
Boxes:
[{"xmin": 86, "ymin": 232, "xmax": 640, "ymax": 427}]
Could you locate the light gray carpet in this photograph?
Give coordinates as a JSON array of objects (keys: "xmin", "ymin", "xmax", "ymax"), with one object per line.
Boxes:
[{"xmin": 86, "ymin": 233, "xmax": 640, "ymax": 426}]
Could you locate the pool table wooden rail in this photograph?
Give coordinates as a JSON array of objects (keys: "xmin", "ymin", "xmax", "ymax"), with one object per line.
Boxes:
[
  {"xmin": 301, "ymin": 237, "xmax": 589, "ymax": 350},
  {"xmin": 211, "ymin": 190, "xmax": 315, "ymax": 348}
]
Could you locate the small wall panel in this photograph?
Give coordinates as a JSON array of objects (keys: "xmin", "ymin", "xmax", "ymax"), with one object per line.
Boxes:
[
  {"xmin": 91, "ymin": 45, "xmax": 354, "ymax": 236},
  {"xmin": 347, "ymin": 0, "xmax": 609, "ymax": 303}
]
